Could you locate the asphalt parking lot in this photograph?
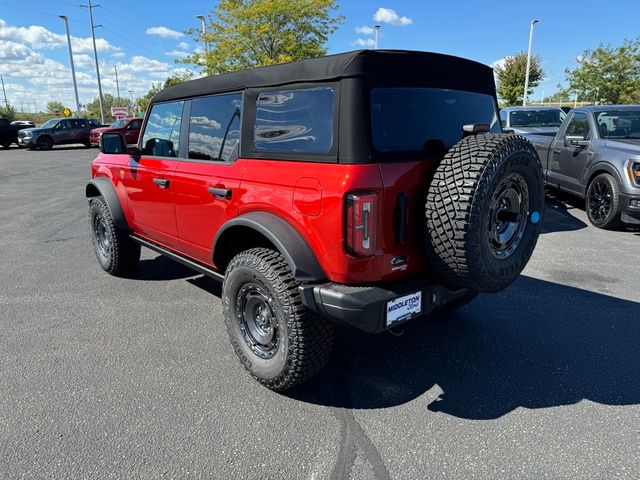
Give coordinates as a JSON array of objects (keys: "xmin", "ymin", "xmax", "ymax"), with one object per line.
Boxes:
[{"xmin": 1, "ymin": 145, "xmax": 639, "ymax": 479}]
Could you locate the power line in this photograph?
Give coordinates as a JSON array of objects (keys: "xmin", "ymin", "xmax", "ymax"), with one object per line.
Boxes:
[{"xmin": 0, "ymin": 1, "xmax": 88, "ymax": 24}]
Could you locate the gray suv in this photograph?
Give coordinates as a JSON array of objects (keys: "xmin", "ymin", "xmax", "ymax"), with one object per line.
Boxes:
[
  {"xmin": 18, "ymin": 118, "xmax": 97, "ymax": 150},
  {"xmin": 527, "ymin": 105, "xmax": 640, "ymax": 228}
]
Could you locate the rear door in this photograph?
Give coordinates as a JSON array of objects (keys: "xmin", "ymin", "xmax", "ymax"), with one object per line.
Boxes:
[
  {"xmin": 121, "ymin": 100, "xmax": 184, "ymax": 248},
  {"xmin": 172, "ymin": 92, "xmax": 245, "ymax": 264}
]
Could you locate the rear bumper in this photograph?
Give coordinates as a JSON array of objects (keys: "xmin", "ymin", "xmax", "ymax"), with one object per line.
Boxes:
[
  {"xmin": 299, "ymin": 277, "xmax": 471, "ymax": 333},
  {"xmin": 620, "ymin": 193, "xmax": 640, "ymax": 224}
]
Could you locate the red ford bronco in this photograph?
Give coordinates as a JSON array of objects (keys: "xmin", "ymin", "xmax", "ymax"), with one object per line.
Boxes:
[{"xmin": 87, "ymin": 50, "xmax": 544, "ymax": 390}]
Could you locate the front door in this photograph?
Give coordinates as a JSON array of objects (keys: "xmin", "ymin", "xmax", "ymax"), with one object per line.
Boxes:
[
  {"xmin": 122, "ymin": 100, "xmax": 184, "ymax": 248},
  {"xmin": 124, "ymin": 118, "xmax": 143, "ymax": 145},
  {"xmin": 549, "ymin": 111, "xmax": 592, "ymax": 195},
  {"xmin": 172, "ymin": 92, "xmax": 245, "ymax": 264}
]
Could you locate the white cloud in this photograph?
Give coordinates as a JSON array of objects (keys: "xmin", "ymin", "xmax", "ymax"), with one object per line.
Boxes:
[
  {"xmin": 490, "ymin": 58, "xmax": 506, "ymax": 70},
  {"xmin": 352, "ymin": 38, "xmax": 375, "ymax": 48},
  {"xmin": 146, "ymin": 26, "xmax": 184, "ymax": 39},
  {"xmin": 178, "ymin": 41, "xmax": 189, "ymax": 50},
  {"xmin": 165, "ymin": 50, "xmax": 190, "ymax": 58},
  {"xmin": 373, "ymin": 7, "xmax": 413, "ymax": 26},
  {"xmin": 112, "ymin": 52, "xmax": 126, "ymax": 58},
  {"xmin": 355, "ymin": 26, "xmax": 374, "ymax": 35},
  {"xmin": 74, "ymin": 54, "xmax": 94, "ymax": 69}
]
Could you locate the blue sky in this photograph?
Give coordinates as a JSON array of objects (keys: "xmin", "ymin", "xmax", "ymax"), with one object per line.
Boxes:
[{"xmin": 0, "ymin": 0, "xmax": 638, "ymax": 112}]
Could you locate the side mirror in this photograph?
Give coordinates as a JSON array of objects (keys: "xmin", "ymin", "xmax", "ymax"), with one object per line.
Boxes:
[
  {"xmin": 565, "ymin": 135, "xmax": 590, "ymax": 147},
  {"xmin": 100, "ymin": 132, "xmax": 127, "ymax": 154}
]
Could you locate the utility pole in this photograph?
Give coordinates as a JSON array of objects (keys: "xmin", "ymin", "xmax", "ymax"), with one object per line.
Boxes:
[
  {"xmin": 114, "ymin": 64, "xmax": 120, "ymax": 100},
  {"xmin": 196, "ymin": 15, "xmax": 208, "ymax": 55},
  {"xmin": 374, "ymin": 25, "xmax": 381, "ymax": 49},
  {"xmin": 82, "ymin": 0, "xmax": 105, "ymax": 124},
  {"xmin": 0, "ymin": 74, "xmax": 8, "ymax": 109},
  {"xmin": 523, "ymin": 19, "xmax": 539, "ymax": 106},
  {"xmin": 128, "ymin": 89, "xmax": 134, "ymax": 115},
  {"xmin": 59, "ymin": 16, "xmax": 81, "ymax": 117}
]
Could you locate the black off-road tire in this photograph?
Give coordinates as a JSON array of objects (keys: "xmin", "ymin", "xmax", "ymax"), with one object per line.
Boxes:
[
  {"xmin": 222, "ymin": 248, "xmax": 334, "ymax": 391},
  {"xmin": 88, "ymin": 196, "xmax": 140, "ymax": 277},
  {"xmin": 424, "ymin": 133, "xmax": 545, "ymax": 293},
  {"xmin": 37, "ymin": 136, "xmax": 54, "ymax": 150},
  {"xmin": 585, "ymin": 173, "xmax": 622, "ymax": 229},
  {"xmin": 1, "ymin": 142, "xmax": 11, "ymax": 149}
]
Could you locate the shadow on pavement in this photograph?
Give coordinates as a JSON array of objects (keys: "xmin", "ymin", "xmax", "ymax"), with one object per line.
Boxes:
[
  {"xmin": 134, "ymin": 256, "xmax": 197, "ymax": 281},
  {"xmin": 287, "ymin": 275, "xmax": 640, "ymax": 419},
  {"xmin": 542, "ymin": 194, "xmax": 588, "ymax": 233}
]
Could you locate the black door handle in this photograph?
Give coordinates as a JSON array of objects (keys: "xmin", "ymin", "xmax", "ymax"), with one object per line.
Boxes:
[
  {"xmin": 208, "ymin": 187, "xmax": 232, "ymax": 199},
  {"xmin": 153, "ymin": 178, "xmax": 169, "ymax": 188},
  {"xmin": 553, "ymin": 149, "xmax": 562, "ymax": 154}
]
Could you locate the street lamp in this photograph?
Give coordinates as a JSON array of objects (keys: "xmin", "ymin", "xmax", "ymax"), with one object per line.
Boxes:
[
  {"xmin": 522, "ymin": 19, "xmax": 539, "ymax": 106},
  {"xmin": 374, "ymin": 25, "xmax": 381, "ymax": 49},
  {"xmin": 59, "ymin": 15, "xmax": 81, "ymax": 116},
  {"xmin": 196, "ymin": 15, "xmax": 208, "ymax": 56}
]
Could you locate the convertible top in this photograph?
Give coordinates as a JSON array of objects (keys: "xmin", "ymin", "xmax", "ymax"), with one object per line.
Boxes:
[{"xmin": 152, "ymin": 49, "xmax": 496, "ymax": 103}]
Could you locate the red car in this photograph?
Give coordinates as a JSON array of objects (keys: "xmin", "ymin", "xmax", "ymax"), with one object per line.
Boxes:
[
  {"xmin": 89, "ymin": 117, "xmax": 142, "ymax": 147},
  {"xmin": 86, "ymin": 50, "xmax": 545, "ymax": 390}
]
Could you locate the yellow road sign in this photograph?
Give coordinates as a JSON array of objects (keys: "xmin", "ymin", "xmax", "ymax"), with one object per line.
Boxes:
[{"xmin": 62, "ymin": 107, "xmax": 72, "ymax": 117}]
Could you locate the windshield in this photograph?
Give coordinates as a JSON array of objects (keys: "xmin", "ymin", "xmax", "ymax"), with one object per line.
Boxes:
[
  {"xmin": 594, "ymin": 111, "xmax": 640, "ymax": 139},
  {"xmin": 109, "ymin": 119, "xmax": 127, "ymax": 128},
  {"xmin": 371, "ymin": 88, "xmax": 499, "ymax": 156},
  {"xmin": 509, "ymin": 109, "xmax": 565, "ymax": 127},
  {"xmin": 40, "ymin": 119, "xmax": 59, "ymax": 129}
]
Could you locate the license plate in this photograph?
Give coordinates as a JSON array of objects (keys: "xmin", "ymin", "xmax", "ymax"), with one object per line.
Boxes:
[{"xmin": 386, "ymin": 291, "xmax": 422, "ymax": 327}]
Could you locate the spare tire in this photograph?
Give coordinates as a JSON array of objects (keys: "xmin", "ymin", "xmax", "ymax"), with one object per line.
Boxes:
[{"xmin": 424, "ymin": 133, "xmax": 544, "ymax": 293}]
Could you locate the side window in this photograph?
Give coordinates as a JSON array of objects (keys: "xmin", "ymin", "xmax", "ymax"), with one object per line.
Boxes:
[
  {"xmin": 188, "ymin": 92, "xmax": 242, "ymax": 161},
  {"xmin": 141, "ymin": 101, "xmax": 183, "ymax": 157},
  {"xmin": 130, "ymin": 119, "xmax": 142, "ymax": 129},
  {"xmin": 254, "ymin": 87, "xmax": 335, "ymax": 154},
  {"xmin": 564, "ymin": 112, "xmax": 590, "ymax": 140},
  {"xmin": 58, "ymin": 120, "xmax": 71, "ymax": 130},
  {"xmin": 500, "ymin": 109, "xmax": 507, "ymax": 128}
]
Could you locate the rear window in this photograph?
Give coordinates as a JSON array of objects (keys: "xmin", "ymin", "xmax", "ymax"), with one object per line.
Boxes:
[
  {"xmin": 509, "ymin": 109, "xmax": 565, "ymax": 127},
  {"xmin": 254, "ymin": 87, "xmax": 334, "ymax": 154},
  {"xmin": 371, "ymin": 88, "xmax": 499, "ymax": 155}
]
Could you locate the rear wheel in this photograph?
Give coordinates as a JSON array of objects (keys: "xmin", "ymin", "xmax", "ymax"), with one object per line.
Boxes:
[
  {"xmin": 222, "ymin": 248, "xmax": 333, "ymax": 391},
  {"xmin": 37, "ymin": 136, "xmax": 53, "ymax": 150},
  {"xmin": 1, "ymin": 142, "xmax": 10, "ymax": 149},
  {"xmin": 424, "ymin": 133, "xmax": 545, "ymax": 293},
  {"xmin": 88, "ymin": 196, "xmax": 140, "ymax": 277},
  {"xmin": 585, "ymin": 173, "xmax": 622, "ymax": 229}
]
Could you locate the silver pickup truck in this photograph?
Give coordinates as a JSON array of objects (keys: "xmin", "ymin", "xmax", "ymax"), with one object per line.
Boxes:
[{"xmin": 525, "ymin": 105, "xmax": 640, "ymax": 228}]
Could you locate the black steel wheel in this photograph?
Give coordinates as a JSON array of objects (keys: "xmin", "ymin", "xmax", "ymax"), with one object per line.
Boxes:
[
  {"xmin": 37, "ymin": 136, "xmax": 53, "ymax": 150},
  {"xmin": 88, "ymin": 196, "xmax": 140, "ymax": 276},
  {"xmin": 585, "ymin": 173, "xmax": 622, "ymax": 229},
  {"xmin": 487, "ymin": 173, "xmax": 529, "ymax": 259},
  {"xmin": 222, "ymin": 248, "xmax": 333, "ymax": 391}
]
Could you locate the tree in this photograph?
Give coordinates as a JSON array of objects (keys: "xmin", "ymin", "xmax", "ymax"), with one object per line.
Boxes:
[
  {"xmin": 86, "ymin": 94, "xmax": 132, "ymax": 120},
  {"xmin": 135, "ymin": 73, "xmax": 193, "ymax": 115},
  {"xmin": 46, "ymin": 101, "xmax": 65, "ymax": 115},
  {"xmin": 0, "ymin": 104, "xmax": 16, "ymax": 122},
  {"xmin": 565, "ymin": 38, "xmax": 640, "ymax": 105},
  {"xmin": 180, "ymin": 0, "xmax": 344, "ymax": 75},
  {"xmin": 163, "ymin": 71, "xmax": 193, "ymax": 87},
  {"xmin": 495, "ymin": 52, "xmax": 544, "ymax": 106}
]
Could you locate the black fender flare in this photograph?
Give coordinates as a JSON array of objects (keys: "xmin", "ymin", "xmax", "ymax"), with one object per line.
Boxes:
[
  {"xmin": 85, "ymin": 177, "xmax": 131, "ymax": 232},
  {"xmin": 213, "ymin": 212, "xmax": 327, "ymax": 283},
  {"xmin": 583, "ymin": 162, "xmax": 624, "ymax": 193}
]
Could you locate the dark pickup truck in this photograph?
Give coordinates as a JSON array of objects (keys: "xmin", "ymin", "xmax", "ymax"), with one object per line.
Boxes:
[
  {"xmin": 525, "ymin": 105, "xmax": 640, "ymax": 228},
  {"xmin": 0, "ymin": 117, "xmax": 20, "ymax": 148}
]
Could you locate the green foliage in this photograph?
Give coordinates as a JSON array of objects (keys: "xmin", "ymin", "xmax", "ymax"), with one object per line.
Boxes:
[
  {"xmin": 163, "ymin": 71, "xmax": 194, "ymax": 88},
  {"xmin": 495, "ymin": 52, "xmax": 544, "ymax": 106},
  {"xmin": 180, "ymin": 0, "xmax": 344, "ymax": 75},
  {"xmin": 0, "ymin": 104, "xmax": 16, "ymax": 122},
  {"xmin": 136, "ymin": 83, "xmax": 162, "ymax": 115},
  {"xmin": 565, "ymin": 38, "xmax": 640, "ymax": 104},
  {"xmin": 46, "ymin": 101, "xmax": 65, "ymax": 115},
  {"xmin": 86, "ymin": 94, "xmax": 132, "ymax": 120}
]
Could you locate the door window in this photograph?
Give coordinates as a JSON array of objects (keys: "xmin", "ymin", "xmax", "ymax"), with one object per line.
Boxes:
[
  {"xmin": 564, "ymin": 112, "xmax": 590, "ymax": 140},
  {"xmin": 254, "ymin": 87, "xmax": 335, "ymax": 154},
  {"xmin": 141, "ymin": 101, "xmax": 184, "ymax": 157},
  {"xmin": 129, "ymin": 119, "xmax": 142, "ymax": 130},
  {"xmin": 188, "ymin": 93, "xmax": 242, "ymax": 161}
]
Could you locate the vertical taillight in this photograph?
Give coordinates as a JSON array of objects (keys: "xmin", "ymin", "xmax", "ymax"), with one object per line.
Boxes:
[{"xmin": 345, "ymin": 192, "xmax": 377, "ymax": 256}]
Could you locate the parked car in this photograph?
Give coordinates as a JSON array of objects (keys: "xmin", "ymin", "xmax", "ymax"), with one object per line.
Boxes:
[
  {"xmin": 10, "ymin": 120, "xmax": 36, "ymax": 129},
  {"xmin": 87, "ymin": 50, "xmax": 545, "ymax": 390},
  {"xmin": 0, "ymin": 117, "xmax": 20, "ymax": 148},
  {"xmin": 525, "ymin": 105, "xmax": 640, "ymax": 228},
  {"xmin": 89, "ymin": 117, "xmax": 143, "ymax": 147},
  {"xmin": 500, "ymin": 106, "xmax": 566, "ymax": 136},
  {"xmin": 18, "ymin": 117, "xmax": 95, "ymax": 150}
]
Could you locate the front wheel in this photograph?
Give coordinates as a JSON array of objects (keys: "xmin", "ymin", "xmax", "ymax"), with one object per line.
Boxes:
[
  {"xmin": 222, "ymin": 248, "xmax": 334, "ymax": 391},
  {"xmin": 37, "ymin": 136, "xmax": 53, "ymax": 150},
  {"xmin": 585, "ymin": 173, "xmax": 622, "ymax": 229}
]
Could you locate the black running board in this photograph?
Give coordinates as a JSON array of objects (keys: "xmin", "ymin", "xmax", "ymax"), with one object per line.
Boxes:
[{"xmin": 131, "ymin": 235, "xmax": 225, "ymax": 282}]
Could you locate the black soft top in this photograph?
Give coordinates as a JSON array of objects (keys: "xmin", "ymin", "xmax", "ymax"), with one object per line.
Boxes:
[{"xmin": 152, "ymin": 49, "xmax": 495, "ymax": 103}]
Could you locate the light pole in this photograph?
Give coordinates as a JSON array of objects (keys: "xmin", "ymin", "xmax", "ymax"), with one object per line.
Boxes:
[
  {"xmin": 59, "ymin": 16, "xmax": 81, "ymax": 116},
  {"xmin": 82, "ymin": 0, "xmax": 105, "ymax": 124},
  {"xmin": 374, "ymin": 25, "xmax": 381, "ymax": 49},
  {"xmin": 522, "ymin": 19, "xmax": 539, "ymax": 106},
  {"xmin": 196, "ymin": 15, "xmax": 208, "ymax": 56}
]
